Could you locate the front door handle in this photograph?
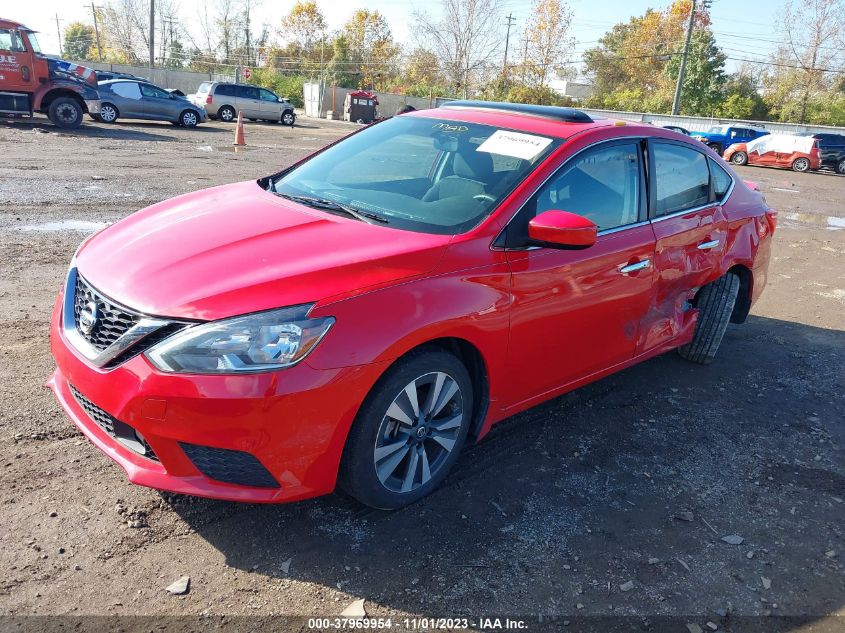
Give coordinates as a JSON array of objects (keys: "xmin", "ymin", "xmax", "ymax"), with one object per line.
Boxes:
[
  {"xmin": 697, "ymin": 239, "xmax": 720, "ymax": 250},
  {"xmin": 619, "ymin": 259, "xmax": 651, "ymax": 274}
]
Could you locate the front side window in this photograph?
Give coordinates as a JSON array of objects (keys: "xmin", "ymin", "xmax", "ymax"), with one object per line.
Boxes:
[
  {"xmin": 140, "ymin": 84, "xmax": 169, "ymax": 99},
  {"xmin": 271, "ymin": 116, "xmax": 560, "ymax": 235},
  {"xmin": 653, "ymin": 143, "xmax": 710, "ymax": 216},
  {"xmin": 259, "ymin": 89, "xmax": 278, "ymax": 102},
  {"xmin": 0, "ymin": 29, "xmax": 26, "ymax": 52}
]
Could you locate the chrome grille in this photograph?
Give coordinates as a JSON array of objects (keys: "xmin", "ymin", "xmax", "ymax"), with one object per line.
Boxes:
[{"xmin": 73, "ymin": 275, "xmax": 140, "ymax": 351}]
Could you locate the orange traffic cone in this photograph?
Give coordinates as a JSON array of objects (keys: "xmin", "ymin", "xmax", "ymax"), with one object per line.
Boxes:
[{"xmin": 233, "ymin": 111, "xmax": 246, "ymax": 146}]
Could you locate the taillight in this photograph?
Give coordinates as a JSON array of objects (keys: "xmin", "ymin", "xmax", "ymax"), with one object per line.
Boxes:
[
  {"xmin": 205, "ymin": 95, "xmax": 212, "ymax": 104},
  {"xmin": 763, "ymin": 209, "xmax": 778, "ymax": 237},
  {"xmin": 21, "ymin": 65, "xmax": 30, "ymax": 81}
]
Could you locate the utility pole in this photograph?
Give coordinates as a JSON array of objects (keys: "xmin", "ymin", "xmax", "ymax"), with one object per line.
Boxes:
[
  {"xmin": 54, "ymin": 14, "xmax": 63, "ymax": 55},
  {"xmin": 671, "ymin": 0, "xmax": 696, "ymax": 115},
  {"xmin": 503, "ymin": 13, "xmax": 516, "ymax": 84},
  {"xmin": 244, "ymin": 0, "xmax": 251, "ymax": 68},
  {"xmin": 89, "ymin": 2, "xmax": 103, "ymax": 61},
  {"xmin": 148, "ymin": 0, "xmax": 155, "ymax": 67}
]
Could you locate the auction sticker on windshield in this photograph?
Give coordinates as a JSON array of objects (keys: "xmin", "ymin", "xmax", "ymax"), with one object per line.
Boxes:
[{"xmin": 476, "ymin": 130, "xmax": 553, "ymax": 160}]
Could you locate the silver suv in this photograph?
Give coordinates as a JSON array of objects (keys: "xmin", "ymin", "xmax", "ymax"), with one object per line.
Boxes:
[{"xmin": 191, "ymin": 82, "xmax": 296, "ymax": 125}]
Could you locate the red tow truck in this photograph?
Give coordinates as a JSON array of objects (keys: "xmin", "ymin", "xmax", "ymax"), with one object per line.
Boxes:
[{"xmin": 0, "ymin": 18, "xmax": 100, "ymax": 128}]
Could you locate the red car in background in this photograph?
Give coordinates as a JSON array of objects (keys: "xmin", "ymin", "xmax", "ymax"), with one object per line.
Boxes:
[
  {"xmin": 724, "ymin": 133, "xmax": 821, "ymax": 172},
  {"xmin": 49, "ymin": 102, "xmax": 776, "ymax": 509}
]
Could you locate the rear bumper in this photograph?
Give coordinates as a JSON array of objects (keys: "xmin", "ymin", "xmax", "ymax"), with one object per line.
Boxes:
[
  {"xmin": 49, "ymin": 293, "xmax": 387, "ymax": 503},
  {"xmin": 84, "ymin": 99, "xmax": 101, "ymax": 114}
]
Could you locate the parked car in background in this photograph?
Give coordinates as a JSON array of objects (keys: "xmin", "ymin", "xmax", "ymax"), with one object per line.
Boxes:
[
  {"xmin": 191, "ymin": 82, "xmax": 296, "ymax": 125},
  {"xmin": 663, "ymin": 125, "xmax": 691, "ymax": 135},
  {"xmin": 692, "ymin": 124, "xmax": 769, "ymax": 155},
  {"xmin": 724, "ymin": 134, "xmax": 821, "ymax": 172},
  {"xmin": 96, "ymin": 79, "xmax": 206, "ymax": 127},
  {"xmin": 50, "ymin": 101, "xmax": 775, "ymax": 509},
  {"xmin": 798, "ymin": 132, "xmax": 845, "ymax": 174}
]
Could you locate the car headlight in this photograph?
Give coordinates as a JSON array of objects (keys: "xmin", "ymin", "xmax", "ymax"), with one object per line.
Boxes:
[{"xmin": 145, "ymin": 304, "xmax": 334, "ymax": 374}]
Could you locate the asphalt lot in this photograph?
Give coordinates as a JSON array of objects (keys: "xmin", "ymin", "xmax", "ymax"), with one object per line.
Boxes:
[{"xmin": 0, "ymin": 115, "xmax": 843, "ymax": 631}]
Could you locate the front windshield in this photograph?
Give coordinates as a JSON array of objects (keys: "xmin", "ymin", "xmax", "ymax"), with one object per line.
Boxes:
[
  {"xmin": 271, "ymin": 116, "xmax": 560, "ymax": 234},
  {"xmin": 26, "ymin": 31, "xmax": 42, "ymax": 53}
]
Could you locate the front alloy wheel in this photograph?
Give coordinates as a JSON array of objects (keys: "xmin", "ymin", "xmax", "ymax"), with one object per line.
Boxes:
[
  {"xmin": 731, "ymin": 151, "xmax": 748, "ymax": 166},
  {"xmin": 99, "ymin": 103, "xmax": 118, "ymax": 123},
  {"xmin": 341, "ymin": 349, "xmax": 473, "ymax": 509},
  {"xmin": 181, "ymin": 110, "xmax": 198, "ymax": 127},
  {"xmin": 282, "ymin": 111, "xmax": 295, "ymax": 126},
  {"xmin": 374, "ymin": 372, "xmax": 463, "ymax": 494}
]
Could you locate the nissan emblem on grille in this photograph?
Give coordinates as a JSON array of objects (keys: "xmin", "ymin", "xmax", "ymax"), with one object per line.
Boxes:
[{"xmin": 78, "ymin": 300, "xmax": 99, "ymax": 335}]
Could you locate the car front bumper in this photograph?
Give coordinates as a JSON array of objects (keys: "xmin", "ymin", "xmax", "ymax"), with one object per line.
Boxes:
[{"xmin": 48, "ymin": 292, "xmax": 386, "ymax": 503}]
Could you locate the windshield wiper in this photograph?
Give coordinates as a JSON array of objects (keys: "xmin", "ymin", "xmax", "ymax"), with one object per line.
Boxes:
[{"xmin": 277, "ymin": 193, "xmax": 389, "ymax": 224}]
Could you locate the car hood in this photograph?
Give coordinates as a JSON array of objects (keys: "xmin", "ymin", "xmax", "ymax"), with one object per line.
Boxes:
[{"xmin": 75, "ymin": 181, "xmax": 452, "ymax": 321}]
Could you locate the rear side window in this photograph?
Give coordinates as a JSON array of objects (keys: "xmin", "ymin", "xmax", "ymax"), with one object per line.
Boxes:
[
  {"xmin": 709, "ymin": 159, "xmax": 733, "ymax": 200},
  {"xmin": 111, "ymin": 82, "xmax": 142, "ymax": 99},
  {"xmin": 653, "ymin": 143, "xmax": 710, "ymax": 215},
  {"xmin": 215, "ymin": 84, "xmax": 235, "ymax": 97},
  {"xmin": 239, "ymin": 86, "xmax": 259, "ymax": 100}
]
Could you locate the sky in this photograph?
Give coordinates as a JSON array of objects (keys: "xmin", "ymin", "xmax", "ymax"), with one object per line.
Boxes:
[{"xmin": 11, "ymin": 0, "xmax": 790, "ymax": 76}]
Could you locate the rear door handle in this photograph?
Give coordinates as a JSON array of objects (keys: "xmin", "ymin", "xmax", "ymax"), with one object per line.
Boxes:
[
  {"xmin": 697, "ymin": 239, "xmax": 720, "ymax": 250},
  {"xmin": 619, "ymin": 259, "xmax": 651, "ymax": 274}
]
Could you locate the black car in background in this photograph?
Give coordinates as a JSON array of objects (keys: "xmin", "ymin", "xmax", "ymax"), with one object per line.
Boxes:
[{"xmin": 800, "ymin": 132, "xmax": 845, "ymax": 174}]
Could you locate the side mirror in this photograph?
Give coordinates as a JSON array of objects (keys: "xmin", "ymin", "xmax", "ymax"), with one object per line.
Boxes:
[{"xmin": 528, "ymin": 210, "xmax": 598, "ymax": 249}]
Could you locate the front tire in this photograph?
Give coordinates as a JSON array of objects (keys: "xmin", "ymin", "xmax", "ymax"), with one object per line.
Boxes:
[
  {"xmin": 678, "ymin": 273, "xmax": 740, "ymax": 365},
  {"xmin": 282, "ymin": 111, "xmax": 296, "ymax": 126},
  {"xmin": 792, "ymin": 157, "xmax": 811, "ymax": 172},
  {"xmin": 836, "ymin": 159, "xmax": 845, "ymax": 175},
  {"xmin": 708, "ymin": 143, "xmax": 723, "ymax": 155},
  {"xmin": 98, "ymin": 103, "xmax": 119, "ymax": 123},
  {"xmin": 48, "ymin": 97, "xmax": 83, "ymax": 129},
  {"xmin": 340, "ymin": 349, "xmax": 473, "ymax": 509},
  {"xmin": 731, "ymin": 151, "xmax": 748, "ymax": 166}
]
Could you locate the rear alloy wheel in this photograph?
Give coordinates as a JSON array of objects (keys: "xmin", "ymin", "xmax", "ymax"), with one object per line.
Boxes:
[
  {"xmin": 708, "ymin": 143, "xmax": 723, "ymax": 155},
  {"xmin": 218, "ymin": 105, "xmax": 236, "ymax": 122},
  {"xmin": 678, "ymin": 273, "xmax": 740, "ymax": 365},
  {"xmin": 180, "ymin": 110, "xmax": 199, "ymax": 128},
  {"xmin": 341, "ymin": 349, "xmax": 473, "ymax": 509},
  {"xmin": 99, "ymin": 103, "xmax": 118, "ymax": 123},
  {"xmin": 731, "ymin": 151, "xmax": 748, "ymax": 166},
  {"xmin": 836, "ymin": 159, "xmax": 845, "ymax": 175},
  {"xmin": 48, "ymin": 97, "xmax": 83, "ymax": 129},
  {"xmin": 282, "ymin": 111, "xmax": 295, "ymax": 126},
  {"xmin": 792, "ymin": 157, "xmax": 811, "ymax": 172}
]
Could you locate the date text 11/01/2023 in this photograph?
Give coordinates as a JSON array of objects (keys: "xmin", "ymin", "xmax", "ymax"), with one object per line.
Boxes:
[{"xmin": 306, "ymin": 617, "xmax": 528, "ymax": 629}]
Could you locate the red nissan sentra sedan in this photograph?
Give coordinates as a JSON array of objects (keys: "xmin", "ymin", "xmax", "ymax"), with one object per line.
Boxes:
[{"xmin": 49, "ymin": 101, "xmax": 776, "ymax": 509}]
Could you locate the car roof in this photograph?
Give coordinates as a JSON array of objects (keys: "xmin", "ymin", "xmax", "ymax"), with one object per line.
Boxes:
[{"xmin": 410, "ymin": 102, "xmax": 618, "ymax": 139}]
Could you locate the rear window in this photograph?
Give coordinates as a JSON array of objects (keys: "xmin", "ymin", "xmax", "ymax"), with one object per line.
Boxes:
[
  {"xmin": 197, "ymin": 82, "xmax": 211, "ymax": 94},
  {"xmin": 653, "ymin": 143, "xmax": 710, "ymax": 215}
]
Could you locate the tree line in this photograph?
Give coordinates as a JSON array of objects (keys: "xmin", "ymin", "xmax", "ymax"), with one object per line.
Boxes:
[{"xmin": 60, "ymin": 0, "xmax": 845, "ymax": 125}]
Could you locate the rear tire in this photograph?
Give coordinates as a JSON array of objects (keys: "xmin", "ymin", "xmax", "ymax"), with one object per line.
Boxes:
[
  {"xmin": 678, "ymin": 274, "xmax": 741, "ymax": 365},
  {"xmin": 98, "ymin": 102, "xmax": 118, "ymax": 123},
  {"xmin": 731, "ymin": 151, "xmax": 748, "ymax": 166},
  {"xmin": 340, "ymin": 349, "xmax": 473, "ymax": 509},
  {"xmin": 792, "ymin": 157, "xmax": 811, "ymax": 172},
  {"xmin": 48, "ymin": 97, "xmax": 83, "ymax": 129}
]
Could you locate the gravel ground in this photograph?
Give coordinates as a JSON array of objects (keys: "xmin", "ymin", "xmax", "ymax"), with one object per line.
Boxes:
[{"xmin": 0, "ymin": 114, "xmax": 843, "ymax": 632}]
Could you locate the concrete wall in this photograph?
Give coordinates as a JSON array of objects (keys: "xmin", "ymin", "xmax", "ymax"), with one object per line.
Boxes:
[
  {"xmin": 74, "ymin": 61, "xmax": 234, "ymax": 95},
  {"xmin": 579, "ymin": 108, "xmax": 845, "ymax": 136}
]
